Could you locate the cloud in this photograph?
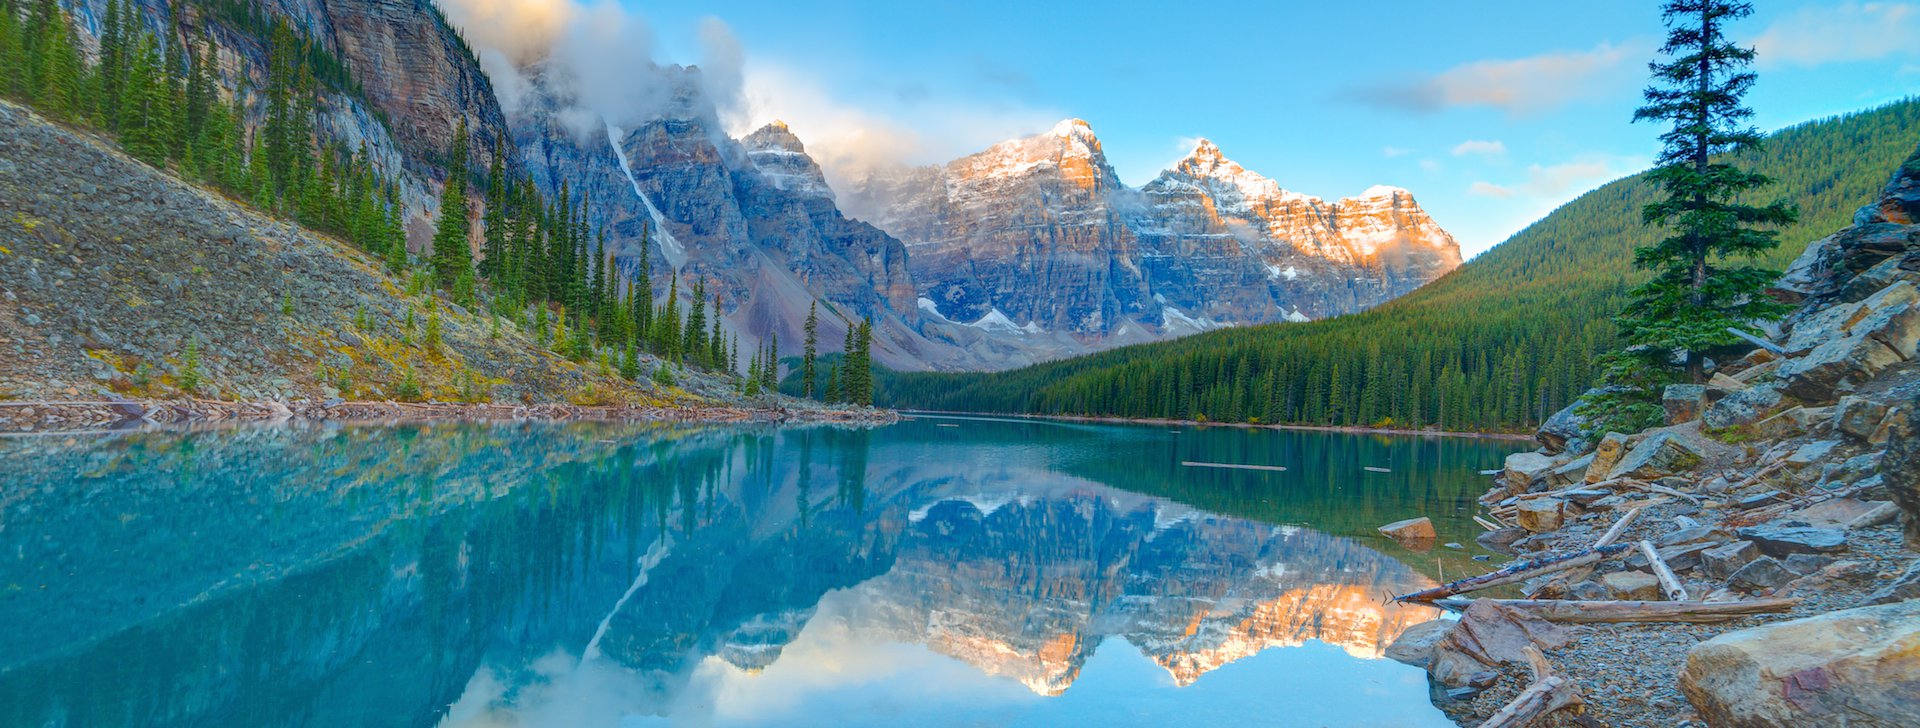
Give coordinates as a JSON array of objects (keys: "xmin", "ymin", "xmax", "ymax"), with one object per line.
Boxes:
[
  {"xmin": 1337, "ymin": 41, "xmax": 1646, "ymax": 116},
  {"xmin": 1751, "ymin": 2, "xmax": 1920, "ymax": 68},
  {"xmin": 1467, "ymin": 181, "xmax": 1513, "ymax": 198},
  {"xmin": 1381, "ymin": 145, "xmax": 1410, "ymax": 158},
  {"xmin": 1450, "ymin": 139, "xmax": 1506, "ymax": 157},
  {"xmin": 1418, "ymin": 158, "xmax": 1443, "ymax": 174}
]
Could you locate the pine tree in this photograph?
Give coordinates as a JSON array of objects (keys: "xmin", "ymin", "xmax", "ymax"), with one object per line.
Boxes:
[
  {"xmin": 29, "ymin": 0, "xmax": 80, "ymax": 119},
  {"xmin": 430, "ymin": 122, "xmax": 473, "ymax": 289},
  {"xmin": 481, "ymin": 140, "xmax": 507, "ymax": 280},
  {"xmin": 801, "ymin": 301, "xmax": 818, "ymax": 399},
  {"xmin": 683, "ymin": 276, "xmax": 707, "ymax": 366},
  {"xmin": 98, "ymin": 0, "xmax": 125, "ymax": 118},
  {"xmin": 1609, "ymin": 0, "xmax": 1795, "ymax": 387},
  {"xmin": 0, "ymin": 0, "xmax": 23, "ymax": 98}
]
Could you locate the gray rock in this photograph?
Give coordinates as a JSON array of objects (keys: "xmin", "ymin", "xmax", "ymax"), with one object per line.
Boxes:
[
  {"xmin": 1701, "ymin": 540, "xmax": 1760, "ymax": 581},
  {"xmin": 1602, "ymin": 570, "xmax": 1662, "ymax": 600},
  {"xmin": 1784, "ymin": 439, "xmax": 1843, "ymax": 468},
  {"xmin": 1884, "ymin": 394, "xmax": 1920, "ymax": 548},
  {"xmin": 1664, "ymin": 383, "xmax": 1710, "ymax": 424},
  {"xmin": 1606, "ymin": 431, "xmax": 1703, "ymax": 480},
  {"xmin": 1536, "ymin": 395, "xmax": 1600, "ymax": 455},
  {"xmin": 1736, "ymin": 525, "xmax": 1849, "ymax": 557},
  {"xmin": 1704, "ymin": 383, "xmax": 1787, "ymax": 430},
  {"xmin": 1385, "ymin": 619, "xmax": 1455, "ymax": 667},
  {"xmin": 1500, "ymin": 451, "xmax": 1559, "ymax": 494},
  {"xmin": 1777, "ymin": 333, "xmax": 1904, "ymax": 404},
  {"xmin": 1728, "ymin": 556, "xmax": 1800, "ymax": 593},
  {"xmin": 1782, "ymin": 553, "xmax": 1837, "ymax": 575},
  {"xmin": 1866, "ymin": 560, "xmax": 1920, "ymax": 605}
]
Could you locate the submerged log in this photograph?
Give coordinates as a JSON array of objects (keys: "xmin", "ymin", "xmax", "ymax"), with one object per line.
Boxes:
[
  {"xmin": 1479, "ymin": 646, "xmax": 1584, "ymax": 728},
  {"xmin": 1395, "ymin": 544, "xmax": 1633, "ymax": 603},
  {"xmin": 1432, "ymin": 597, "xmax": 1802, "ymax": 623}
]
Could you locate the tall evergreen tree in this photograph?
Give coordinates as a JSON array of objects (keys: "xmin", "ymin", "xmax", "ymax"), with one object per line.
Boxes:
[
  {"xmin": 1589, "ymin": 0, "xmax": 1798, "ymax": 429},
  {"xmin": 430, "ymin": 122, "xmax": 473, "ymax": 288},
  {"xmin": 801, "ymin": 301, "xmax": 818, "ymax": 399}
]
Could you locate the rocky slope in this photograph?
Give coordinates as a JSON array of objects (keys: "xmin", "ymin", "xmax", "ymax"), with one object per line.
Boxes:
[
  {"xmin": 845, "ymin": 122, "xmax": 1461, "ymax": 349},
  {"xmin": 0, "ymin": 99, "xmax": 732, "ymax": 415},
  {"xmin": 1385, "ymin": 144, "xmax": 1920, "ymax": 726}
]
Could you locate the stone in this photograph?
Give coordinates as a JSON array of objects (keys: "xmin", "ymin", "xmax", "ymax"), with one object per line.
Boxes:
[
  {"xmin": 1500, "ymin": 451, "xmax": 1559, "ymax": 494},
  {"xmin": 1536, "ymin": 395, "xmax": 1599, "ymax": 455},
  {"xmin": 1784, "ymin": 440, "xmax": 1843, "ymax": 469},
  {"xmin": 1475, "ymin": 527, "xmax": 1527, "ymax": 554},
  {"xmin": 1568, "ymin": 580, "xmax": 1610, "ymax": 601},
  {"xmin": 1853, "ymin": 300, "xmax": 1920, "ymax": 359},
  {"xmin": 1834, "ymin": 395, "xmax": 1893, "ymax": 442},
  {"xmin": 1729, "ymin": 556, "xmax": 1801, "ymax": 593},
  {"xmin": 1664, "ymin": 383, "xmax": 1710, "ymax": 424},
  {"xmin": 1546, "ymin": 453, "xmax": 1593, "ymax": 486},
  {"xmin": 1884, "ymin": 394, "xmax": 1920, "ymax": 549},
  {"xmin": 1704, "ymin": 383, "xmax": 1787, "ymax": 430},
  {"xmin": 1656, "ymin": 525, "xmax": 1725, "ymax": 548},
  {"xmin": 1840, "ymin": 252, "xmax": 1920, "ymax": 303},
  {"xmin": 1783, "ymin": 498, "xmax": 1885, "ymax": 529},
  {"xmin": 1385, "ymin": 619, "xmax": 1455, "ymax": 667},
  {"xmin": 1866, "ymin": 560, "xmax": 1920, "ymax": 605},
  {"xmin": 1701, "ymin": 540, "xmax": 1760, "ymax": 581},
  {"xmin": 1515, "ymin": 498, "xmax": 1566, "ymax": 533},
  {"xmin": 1736, "ymin": 525, "xmax": 1849, "ymax": 557},
  {"xmin": 1846, "ymin": 501, "xmax": 1901, "ymax": 529},
  {"xmin": 1708, "ymin": 372, "xmax": 1749, "ymax": 395},
  {"xmin": 1626, "ymin": 541, "xmax": 1719, "ymax": 573},
  {"xmin": 1776, "ymin": 333, "xmax": 1904, "ymax": 404},
  {"xmin": 1427, "ymin": 600, "xmax": 1575, "ymax": 689},
  {"xmin": 1680, "ymin": 600, "xmax": 1920, "ymax": 728},
  {"xmin": 1735, "ymin": 490, "xmax": 1788, "ymax": 510},
  {"xmin": 1378, "ymin": 516, "xmax": 1437, "ymax": 544},
  {"xmin": 1783, "ymin": 553, "xmax": 1837, "ymax": 575},
  {"xmin": 1749, "ymin": 407, "xmax": 1812, "ymax": 440},
  {"xmin": 1558, "ymin": 488, "xmax": 1612, "ymax": 507},
  {"xmin": 1602, "ymin": 570, "xmax": 1663, "ymax": 600},
  {"xmin": 1585, "ymin": 432, "xmax": 1632, "ymax": 484},
  {"xmin": 1606, "ymin": 431, "xmax": 1703, "ymax": 480}
]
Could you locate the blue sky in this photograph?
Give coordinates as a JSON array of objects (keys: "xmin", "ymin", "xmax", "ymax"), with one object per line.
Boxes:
[{"xmin": 451, "ymin": 1, "xmax": 1920, "ymax": 257}]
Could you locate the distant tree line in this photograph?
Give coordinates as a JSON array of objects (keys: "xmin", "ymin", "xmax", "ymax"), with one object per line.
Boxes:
[{"xmin": 877, "ymin": 98, "xmax": 1920, "ymax": 432}]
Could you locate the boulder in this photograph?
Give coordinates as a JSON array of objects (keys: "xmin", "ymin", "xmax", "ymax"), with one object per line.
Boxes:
[
  {"xmin": 1536, "ymin": 394, "xmax": 1601, "ymax": 455},
  {"xmin": 1705, "ymin": 383, "xmax": 1788, "ymax": 430},
  {"xmin": 1680, "ymin": 600, "xmax": 1920, "ymax": 727},
  {"xmin": 1853, "ymin": 300, "xmax": 1920, "ymax": 360},
  {"xmin": 1783, "ymin": 553, "xmax": 1837, "ymax": 575},
  {"xmin": 1772, "ymin": 231, "xmax": 1841, "ymax": 303},
  {"xmin": 1378, "ymin": 517, "xmax": 1437, "ymax": 544},
  {"xmin": 1656, "ymin": 525, "xmax": 1725, "ymax": 548},
  {"xmin": 1664, "ymin": 383, "xmax": 1710, "ymax": 424},
  {"xmin": 1748, "ymin": 407, "xmax": 1813, "ymax": 440},
  {"xmin": 1784, "ymin": 440, "xmax": 1842, "ymax": 469},
  {"xmin": 1606, "ymin": 431, "xmax": 1703, "ymax": 480},
  {"xmin": 1701, "ymin": 540, "xmax": 1760, "ymax": 581},
  {"xmin": 1834, "ymin": 395, "xmax": 1892, "ymax": 442},
  {"xmin": 1777, "ymin": 333, "xmax": 1904, "ymax": 404},
  {"xmin": 1546, "ymin": 452, "xmax": 1593, "ymax": 486},
  {"xmin": 1475, "ymin": 527, "xmax": 1527, "ymax": 554},
  {"xmin": 1708, "ymin": 372, "xmax": 1749, "ymax": 396},
  {"xmin": 1585, "ymin": 432, "xmax": 1632, "ymax": 484},
  {"xmin": 1866, "ymin": 560, "xmax": 1920, "ymax": 605},
  {"xmin": 1729, "ymin": 556, "xmax": 1801, "ymax": 593},
  {"xmin": 1501, "ymin": 451, "xmax": 1559, "ymax": 494},
  {"xmin": 1602, "ymin": 570, "xmax": 1662, "ymax": 600},
  {"xmin": 1834, "ymin": 223, "xmax": 1920, "ymax": 277},
  {"xmin": 1515, "ymin": 498, "xmax": 1566, "ymax": 533},
  {"xmin": 1736, "ymin": 525, "xmax": 1849, "ymax": 557},
  {"xmin": 1385, "ymin": 619, "xmax": 1455, "ymax": 667},
  {"xmin": 1427, "ymin": 600, "xmax": 1575, "ymax": 689},
  {"xmin": 1783, "ymin": 498, "xmax": 1886, "ymax": 529},
  {"xmin": 1886, "ymin": 394, "xmax": 1920, "ymax": 548},
  {"xmin": 1856, "ymin": 145, "xmax": 1920, "ymax": 225},
  {"xmin": 1841, "ymin": 252, "xmax": 1920, "ymax": 303}
]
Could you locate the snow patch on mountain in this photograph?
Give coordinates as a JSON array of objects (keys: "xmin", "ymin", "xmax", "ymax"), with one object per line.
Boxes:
[{"xmin": 606, "ymin": 123, "xmax": 686, "ymax": 268}]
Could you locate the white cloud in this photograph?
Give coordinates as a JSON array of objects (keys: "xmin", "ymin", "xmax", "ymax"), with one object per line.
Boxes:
[
  {"xmin": 1467, "ymin": 181, "xmax": 1513, "ymax": 198},
  {"xmin": 1752, "ymin": 2, "xmax": 1920, "ymax": 68},
  {"xmin": 1450, "ymin": 139, "xmax": 1506, "ymax": 157},
  {"xmin": 1381, "ymin": 145, "xmax": 1410, "ymax": 158},
  {"xmin": 1339, "ymin": 41, "xmax": 1648, "ymax": 117}
]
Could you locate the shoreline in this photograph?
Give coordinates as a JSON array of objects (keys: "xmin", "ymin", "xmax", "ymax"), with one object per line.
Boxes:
[
  {"xmin": 0, "ymin": 398, "xmax": 899, "ymax": 436},
  {"xmin": 900, "ymin": 409, "xmax": 1535, "ymax": 441}
]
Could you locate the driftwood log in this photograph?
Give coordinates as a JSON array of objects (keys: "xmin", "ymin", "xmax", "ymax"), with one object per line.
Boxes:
[
  {"xmin": 1479, "ymin": 645, "xmax": 1584, "ymax": 728},
  {"xmin": 1395, "ymin": 544, "xmax": 1632, "ymax": 603},
  {"xmin": 1592, "ymin": 507, "xmax": 1642, "ymax": 548},
  {"xmin": 1639, "ymin": 539, "xmax": 1690, "ymax": 601},
  {"xmin": 1434, "ymin": 597, "xmax": 1802, "ymax": 623}
]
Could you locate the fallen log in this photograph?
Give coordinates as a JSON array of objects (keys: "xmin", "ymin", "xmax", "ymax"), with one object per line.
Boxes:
[
  {"xmin": 1592, "ymin": 507, "xmax": 1642, "ymax": 548},
  {"xmin": 1639, "ymin": 539, "xmax": 1690, "ymax": 601},
  {"xmin": 1395, "ymin": 544, "xmax": 1632, "ymax": 603},
  {"xmin": 1431, "ymin": 597, "xmax": 1801, "ymax": 623},
  {"xmin": 1480, "ymin": 646, "xmax": 1584, "ymax": 728}
]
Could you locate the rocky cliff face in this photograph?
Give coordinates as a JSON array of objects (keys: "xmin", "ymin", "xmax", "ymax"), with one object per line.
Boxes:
[{"xmin": 846, "ymin": 123, "xmax": 1463, "ymax": 350}]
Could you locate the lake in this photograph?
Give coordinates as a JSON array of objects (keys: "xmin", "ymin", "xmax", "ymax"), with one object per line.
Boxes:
[{"xmin": 0, "ymin": 415, "xmax": 1524, "ymax": 727}]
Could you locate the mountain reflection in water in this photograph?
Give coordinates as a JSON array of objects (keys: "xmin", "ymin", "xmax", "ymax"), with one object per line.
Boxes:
[{"xmin": 0, "ymin": 416, "xmax": 1521, "ymax": 727}]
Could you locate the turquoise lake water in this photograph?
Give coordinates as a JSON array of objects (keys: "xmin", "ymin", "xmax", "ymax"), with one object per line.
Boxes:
[{"xmin": 0, "ymin": 415, "xmax": 1523, "ymax": 727}]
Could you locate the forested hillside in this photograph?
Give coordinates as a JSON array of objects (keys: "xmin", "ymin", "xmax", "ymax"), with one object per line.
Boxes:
[{"xmin": 877, "ymin": 99, "xmax": 1920, "ymax": 432}]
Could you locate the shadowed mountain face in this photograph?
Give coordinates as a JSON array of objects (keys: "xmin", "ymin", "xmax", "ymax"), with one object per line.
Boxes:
[{"xmin": 0, "ymin": 419, "xmax": 1516, "ymax": 727}]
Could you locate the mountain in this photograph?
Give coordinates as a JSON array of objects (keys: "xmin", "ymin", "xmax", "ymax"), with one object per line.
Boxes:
[
  {"xmin": 844, "ymin": 120, "xmax": 1461, "ymax": 349},
  {"xmin": 877, "ymin": 99, "xmax": 1920, "ymax": 431}
]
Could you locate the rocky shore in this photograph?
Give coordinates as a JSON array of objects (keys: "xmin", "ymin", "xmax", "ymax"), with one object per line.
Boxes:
[{"xmin": 1382, "ymin": 145, "xmax": 1920, "ymax": 726}]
